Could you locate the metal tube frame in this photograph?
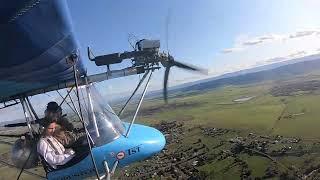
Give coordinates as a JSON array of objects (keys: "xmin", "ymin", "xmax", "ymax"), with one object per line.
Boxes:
[
  {"xmin": 125, "ymin": 71, "xmax": 153, "ymax": 138},
  {"xmin": 103, "ymin": 161, "xmax": 111, "ymax": 180},
  {"xmin": 118, "ymin": 71, "xmax": 150, "ymax": 117},
  {"xmin": 58, "ymin": 87, "xmax": 74, "ymax": 107},
  {"xmin": 86, "ymin": 81, "xmax": 100, "ymax": 137},
  {"xmin": 57, "ymin": 90, "xmax": 78, "ymax": 116},
  {"xmin": 25, "ymin": 97, "xmax": 39, "ymax": 120},
  {"xmin": 66, "ymin": 91, "xmax": 95, "ymax": 144},
  {"xmin": 20, "ymin": 98, "xmax": 34, "ymax": 138},
  {"xmin": 73, "ymin": 65, "xmax": 101, "ymax": 179}
]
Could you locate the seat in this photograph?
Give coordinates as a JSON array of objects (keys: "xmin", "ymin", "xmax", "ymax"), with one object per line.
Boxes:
[
  {"xmin": 38, "ymin": 154, "xmax": 55, "ymax": 173},
  {"xmin": 38, "ymin": 148, "xmax": 90, "ymax": 174}
]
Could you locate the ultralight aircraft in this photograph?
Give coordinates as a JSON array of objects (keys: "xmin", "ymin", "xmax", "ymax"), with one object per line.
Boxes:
[{"xmin": 0, "ymin": 0, "xmax": 207, "ymax": 179}]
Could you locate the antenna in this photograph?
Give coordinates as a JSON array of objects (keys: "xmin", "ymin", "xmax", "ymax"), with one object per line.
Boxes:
[
  {"xmin": 165, "ymin": 8, "xmax": 172, "ymax": 55},
  {"xmin": 128, "ymin": 33, "xmax": 139, "ymax": 50}
]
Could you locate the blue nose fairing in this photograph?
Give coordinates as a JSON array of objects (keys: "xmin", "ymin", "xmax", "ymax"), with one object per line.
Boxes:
[
  {"xmin": 115, "ymin": 123, "xmax": 166, "ymax": 166},
  {"xmin": 47, "ymin": 123, "xmax": 166, "ymax": 179},
  {"xmin": 96, "ymin": 123, "xmax": 166, "ymax": 167}
]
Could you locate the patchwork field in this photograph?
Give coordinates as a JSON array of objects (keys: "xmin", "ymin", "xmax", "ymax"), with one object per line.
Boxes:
[
  {"xmin": 115, "ymin": 74, "xmax": 320, "ymax": 179},
  {"xmin": 1, "ymin": 72, "xmax": 320, "ymax": 179}
]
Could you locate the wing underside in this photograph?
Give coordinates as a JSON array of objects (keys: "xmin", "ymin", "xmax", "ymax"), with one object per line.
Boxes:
[{"xmin": 0, "ymin": 0, "xmax": 85, "ymax": 103}]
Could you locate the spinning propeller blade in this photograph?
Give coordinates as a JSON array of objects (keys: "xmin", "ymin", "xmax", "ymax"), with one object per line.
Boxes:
[
  {"xmin": 163, "ymin": 67, "xmax": 171, "ymax": 104},
  {"xmin": 162, "ymin": 55, "xmax": 208, "ymax": 104}
]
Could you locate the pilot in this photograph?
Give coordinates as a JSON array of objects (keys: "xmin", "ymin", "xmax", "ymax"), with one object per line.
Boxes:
[
  {"xmin": 37, "ymin": 119, "xmax": 75, "ymax": 169},
  {"xmin": 41, "ymin": 101, "xmax": 74, "ymax": 132}
]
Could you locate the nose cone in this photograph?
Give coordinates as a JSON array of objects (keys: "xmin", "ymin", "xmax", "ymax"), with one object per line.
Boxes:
[
  {"xmin": 123, "ymin": 123, "xmax": 166, "ymax": 162},
  {"xmin": 141, "ymin": 126, "xmax": 166, "ymax": 154}
]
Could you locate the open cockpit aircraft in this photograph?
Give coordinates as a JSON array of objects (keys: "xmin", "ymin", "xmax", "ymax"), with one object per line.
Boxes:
[{"xmin": 0, "ymin": 0, "xmax": 207, "ymax": 179}]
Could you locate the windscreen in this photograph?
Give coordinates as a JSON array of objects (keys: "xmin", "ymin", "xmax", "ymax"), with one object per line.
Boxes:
[{"xmin": 85, "ymin": 84, "xmax": 125, "ymax": 146}]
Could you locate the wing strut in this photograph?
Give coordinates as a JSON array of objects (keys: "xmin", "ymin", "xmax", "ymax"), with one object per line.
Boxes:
[
  {"xmin": 125, "ymin": 70, "xmax": 153, "ymax": 137},
  {"xmin": 0, "ymin": 100, "xmax": 20, "ymax": 109},
  {"xmin": 17, "ymin": 97, "xmax": 39, "ymax": 180},
  {"xmin": 72, "ymin": 64, "xmax": 101, "ymax": 180},
  {"xmin": 25, "ymin": 97, "xmax": 39, "ymax": 120},
  {"xmin": 117, "ymin": 70, "xmax": 150, "ymax": 117},
  {"xmin": 20, "ymin": 98, "xmax": 35, "ymax": 138}
]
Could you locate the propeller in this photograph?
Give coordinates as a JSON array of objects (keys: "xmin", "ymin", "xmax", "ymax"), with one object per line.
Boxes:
[
  {"xmin": 161, "ymin": 10, "xmax": 208, "ymax": 103},
  {"xmin": 161, "ymin": 54, "xmax": 208, "ymax": 104}
]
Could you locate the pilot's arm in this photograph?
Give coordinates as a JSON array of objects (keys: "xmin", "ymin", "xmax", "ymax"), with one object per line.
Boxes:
[{"xmin": 37, "ymin": 138, "xmax": 75, "ymax": 168}]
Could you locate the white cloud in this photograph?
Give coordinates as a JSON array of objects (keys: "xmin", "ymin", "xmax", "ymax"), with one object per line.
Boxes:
[
  {"xmin": 289, "ymin": 30, "xmax": 320, "ymax": 39},
  {"xmin": 221, "ymin": 47, "xmax": 243, "ymax": 54},
  {"xmin": 265, "ymin": 56, "xmax": 287, "ymax": 63},
  {"xmin": 254, "ymin": 50, "xmax": 319, "ymax": 67},
  {"xmin": 210, "ymin": 28, "xmax": 320, "ymax": 78},
  {"xmin": 221, "ymin": 29, "xmax": 320, "ymax": 54},
  {"xmin": 242, "ymin": 39, "xmax": 263, "ymax": 46},
  {"xmin": 287, "ymin": 50, "xmax": 307, "ymax": 58},
  {"xmin": 242, "ymin": 34, "xmax": 284, "ymax": 46}
]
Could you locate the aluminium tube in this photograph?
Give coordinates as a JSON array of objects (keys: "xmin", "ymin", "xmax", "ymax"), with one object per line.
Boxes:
[{"xmin": 125, "ymin": 71, "xmax": 153, "ymax": 137}]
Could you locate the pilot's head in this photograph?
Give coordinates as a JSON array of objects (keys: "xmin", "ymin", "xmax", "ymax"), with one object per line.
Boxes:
[{"xmin": 44, "ymin": 101, "xmax": 62, "ymax": 119}]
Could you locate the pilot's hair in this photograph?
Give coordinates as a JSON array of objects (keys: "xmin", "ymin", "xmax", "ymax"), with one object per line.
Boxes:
[
  {"xmin": 42, "ymin": 118, "xmax": 58, "ymax": 129},
  {"xmin": 45, "ymin": 101, "xmax": 62, "ymax": 118},
  {"xmin": 46, "ymin": 101, "xmax": 62, "ymax": 113}
]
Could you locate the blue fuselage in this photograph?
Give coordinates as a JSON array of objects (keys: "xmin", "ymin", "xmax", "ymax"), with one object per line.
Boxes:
[{"xmin": 47, "ymin": 123, "xmax": 166, "ymax": 180}]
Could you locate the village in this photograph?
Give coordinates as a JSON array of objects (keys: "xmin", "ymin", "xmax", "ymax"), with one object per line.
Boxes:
[{"xmin": 116, "ymin": 121, "xmax": 320, "ymax": 179}]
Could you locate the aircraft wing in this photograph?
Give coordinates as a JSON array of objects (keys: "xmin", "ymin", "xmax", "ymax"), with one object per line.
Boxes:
[{"xmin": 0, "ymin": 0, "xmax": 86, "ymax": 103}]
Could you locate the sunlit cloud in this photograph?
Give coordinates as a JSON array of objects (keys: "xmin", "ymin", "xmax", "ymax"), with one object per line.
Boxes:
[
  {"xmin": 221, "ymin": 29, "xmax": 320, "ymax": 54},
  {"xmin": 254, "ymin": 50, "xmax": 319, "ymax": 67},
  {"xmin": 287, "ymin": 50, "xmax": 307, "ymax": 58},
  {"xmin": 242, "ymin": 34, "xmax": 284, "ymax": 46},
  {"xmin": 264, "ymin": 57, "xmax": 287, "ymax": 64},
  {"xmin": 221, "ymin": 47, "xmax": 243, "ymax": 54},
  {"xmin": 242, "ymin": 39, "xmax": 263, "ymax": 46},
  {"xmin": 288, "ymin": 30, "xmax": 320, "ymax": 39},
  {"xmin": 212, "ymin": 29, "xmax": 320, "ymax": 79}
]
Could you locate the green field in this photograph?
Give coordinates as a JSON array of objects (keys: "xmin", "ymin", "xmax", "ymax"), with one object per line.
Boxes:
[
  {"xmin": 117, "ymin": 74, "xmax": 320, "ymax": 179},
  {"xmin": 138, "ymin": 82, "xmax": 320, "ymax": 139},
  {"xmin": 2, "ymin": 73, "xmax": 320, "ymax": 179}
]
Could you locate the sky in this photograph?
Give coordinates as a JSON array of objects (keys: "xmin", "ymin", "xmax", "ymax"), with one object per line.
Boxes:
[
  {"xmin": 2, "ymin": 0, "xmax": 320, "ymax": 121},
  {"xmin": 66, "ymin": 0, "xmax": 320, "ymax": 94}
]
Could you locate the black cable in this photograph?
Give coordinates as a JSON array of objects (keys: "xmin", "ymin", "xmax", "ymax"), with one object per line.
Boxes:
[
  {"xmin": 57, "ymin": 90, "xmax": 78, "ymax": 116},
  {"xmin": 58, "ymin": 87, "xmax": 74, "ymax": 107}
]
